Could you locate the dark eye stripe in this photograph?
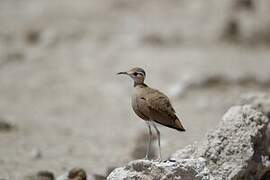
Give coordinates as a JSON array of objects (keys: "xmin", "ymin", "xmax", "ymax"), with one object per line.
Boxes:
[{"xmin": 134, "ymin": 72, "xmax": 144, "ymax": 76}]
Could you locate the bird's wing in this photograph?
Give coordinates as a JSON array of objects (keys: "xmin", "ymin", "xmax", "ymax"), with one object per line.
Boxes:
[
  {"xmin": 134, "ymin": 96, "xmax": 151, "ymax": 120},
  {"xmin": 147, "ymin": 90, "xmax": 177, "ymax": 118},
  {"xmin": 144, "ymin": 89, "xmax": 185, "ymax": 131}
]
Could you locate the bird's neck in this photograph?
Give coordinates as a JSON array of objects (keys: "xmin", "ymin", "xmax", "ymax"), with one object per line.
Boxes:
[{"xmin": 134, "ymin": 82, "xmax": 147, "ymax": 87}]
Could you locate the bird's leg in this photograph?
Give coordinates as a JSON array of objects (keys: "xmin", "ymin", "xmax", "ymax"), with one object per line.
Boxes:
[
  {"xmin": 152, "ymin": 122, "xmax": 162, "ymax": 162},
  {"xmin": 144, "ymin": 121, "xmax": 152, "ymax": 160}
]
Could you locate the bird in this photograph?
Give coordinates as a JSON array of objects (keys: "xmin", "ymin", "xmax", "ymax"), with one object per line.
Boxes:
[{"xmin": 117, "ymin": 67, "xmax": 185, "ymax": 161}]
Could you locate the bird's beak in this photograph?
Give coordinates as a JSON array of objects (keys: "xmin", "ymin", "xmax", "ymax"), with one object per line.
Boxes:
[{"xmin": 117, "ymin": 71, "xmax": 128, "ymax": 75}]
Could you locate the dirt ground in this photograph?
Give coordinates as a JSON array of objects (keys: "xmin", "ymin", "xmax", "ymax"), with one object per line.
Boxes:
[{"xmin": 0, "ymin": 0, "xmax": 270, "ymax": 179}]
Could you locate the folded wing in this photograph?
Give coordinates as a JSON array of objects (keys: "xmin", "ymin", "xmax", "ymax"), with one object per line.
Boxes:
[{"xmin": 138, "ymin": 89, "xmax": 185, "ymax": 131}]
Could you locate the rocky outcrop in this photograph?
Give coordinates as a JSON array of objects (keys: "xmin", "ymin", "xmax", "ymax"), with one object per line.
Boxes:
[
  {"xmin": 107, "ymin": 158, "xmax": 209, "ymax": 180},
  {"xmin": 108, "ymin": 94, "xmax": 270, "ymax": 180}
]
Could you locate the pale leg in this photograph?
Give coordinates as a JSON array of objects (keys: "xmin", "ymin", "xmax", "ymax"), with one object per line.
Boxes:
[
  {"xmin": 145, "ymin": 121, "xmax": 152, "ymax": 160},
  {"xmin": 152, "ymin": 122, "xmax": 162, "ymax": 162}
]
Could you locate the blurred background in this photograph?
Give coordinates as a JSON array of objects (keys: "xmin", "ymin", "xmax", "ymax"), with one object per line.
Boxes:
[{"xmin": 0, "ymin": 0, "xmax": 270, "ymax": 179}]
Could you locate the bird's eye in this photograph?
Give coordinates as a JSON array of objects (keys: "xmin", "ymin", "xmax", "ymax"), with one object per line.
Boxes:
[{"xmin": 133, "ymin": 72, "xmax": 138, "ymax": 76}]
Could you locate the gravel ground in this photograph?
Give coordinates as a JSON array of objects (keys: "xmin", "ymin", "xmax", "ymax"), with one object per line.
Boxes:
[{"xmin": 0, "ymin": 0, "xmax": 270, "ymax": 179}]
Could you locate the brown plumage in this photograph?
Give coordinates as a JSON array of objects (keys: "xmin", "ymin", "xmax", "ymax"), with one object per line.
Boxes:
[
  {"xmin": 132, "ymin": 84, "xmax": 185, "ymax": 131},
  {"xmin": 118, "ymin": 67, "xmax": 185, "ymax": 161}
]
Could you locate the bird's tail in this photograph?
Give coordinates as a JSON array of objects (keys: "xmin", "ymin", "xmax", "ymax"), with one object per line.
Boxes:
[{"xmin": 175, "ymin": 118, "xmax": 185, "ymax": 131}]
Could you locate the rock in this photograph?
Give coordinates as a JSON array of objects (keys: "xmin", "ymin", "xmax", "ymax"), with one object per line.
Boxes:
[
  {"xmin": 57, "ymin": 168, "xmax": 87, "ymax": 180},
  {"xmin": 107, "ymin": 159, "xmax": 209, "ymax": 180},
  {"xmin": 23, "ymin": 170, "xmax": 55, "ymax": 180},
  {"xmin": 239, "ymin": 93, "xmax": 270, "ymax": 116},
  {"xmin": 0, "ymin": 118, "xmax": 15, "ymax": 132},
  {"xmin": 93, "ymin": 166, "xmax": 116, "ymax": 180},
  {"xmin": 238, "ymin": 93, "xmax": 270, "ymax": 156},
  {"xmin": 222, "ymin": 0, "xmax": 270, "ymax": 44},
  {"xmin": 68, "ymin": 168, "xmax": 87, "ymax": 180},
  {"xmin": 25, "ymin": 29, "xmax": 41, "ymax": 45},
  {"xmin": 190, "ymin": 106, "xmax": 269, "ymax": 180},
  {"xmin": 108, "ymin": 94, "xmax": 270, "ymax": 180}
]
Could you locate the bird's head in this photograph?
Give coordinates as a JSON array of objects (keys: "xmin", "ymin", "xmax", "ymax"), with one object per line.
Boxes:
[{"xmin": 117, "ymin": 67, "xmax": 146, "ymax": 85}]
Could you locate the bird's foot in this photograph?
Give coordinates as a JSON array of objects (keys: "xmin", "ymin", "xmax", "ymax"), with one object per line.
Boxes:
[
  {"xmin": 153, "ymin": 158, "xmax": 162, "ymax": 163},
  {"xmin": 142, "ymin": 156, "xmax": 150, "ymax": 161}
]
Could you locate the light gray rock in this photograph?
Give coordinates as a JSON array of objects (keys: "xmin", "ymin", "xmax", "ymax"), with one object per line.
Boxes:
[
  {"xmin": 108, "ymin": 94, "xmax": 270, "ymax": 180},
  {"xmin": 189, "ymin": 105, "xmax": 269, "ymax": 180},
  {"xmin": 108, "ymin": 158, "xmax": 209, "ymax": 180},
  {"xmin": 239, "ymin": 93, "xmax": 270, "ymax": 115}
]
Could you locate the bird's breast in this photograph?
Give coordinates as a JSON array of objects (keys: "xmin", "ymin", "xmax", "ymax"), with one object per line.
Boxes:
[{"xmin": 131, "ymin": 87, "xmax": 149, "ymax": 120}]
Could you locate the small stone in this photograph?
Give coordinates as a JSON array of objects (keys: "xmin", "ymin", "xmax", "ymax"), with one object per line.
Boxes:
[
  {"xmin": 37, "ymin": 171, "xmax": 55, "ymax": 180},
  {"xmin": 68, "ymin": 168, "xmax": 87, "ymax": 180},
  {"xmin": 57, "ymin": 168, "xmax": 87, "ymax": 180},
  {"xmin": 25, "ymin": 29, "xmax": 41, "ymax": 45},
  {"xmin": 0, "ymin": 118, "xmax": 15, "ymax": 132},
  {"xmin": 23, "ymin": 170, "xmax": 54, "ymax": 180}
]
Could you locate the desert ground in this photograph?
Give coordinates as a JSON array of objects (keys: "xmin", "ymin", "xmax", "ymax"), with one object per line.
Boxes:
[{"xmin": 0, "ymin": 0, "xmax": 269, "ymax": 179}]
